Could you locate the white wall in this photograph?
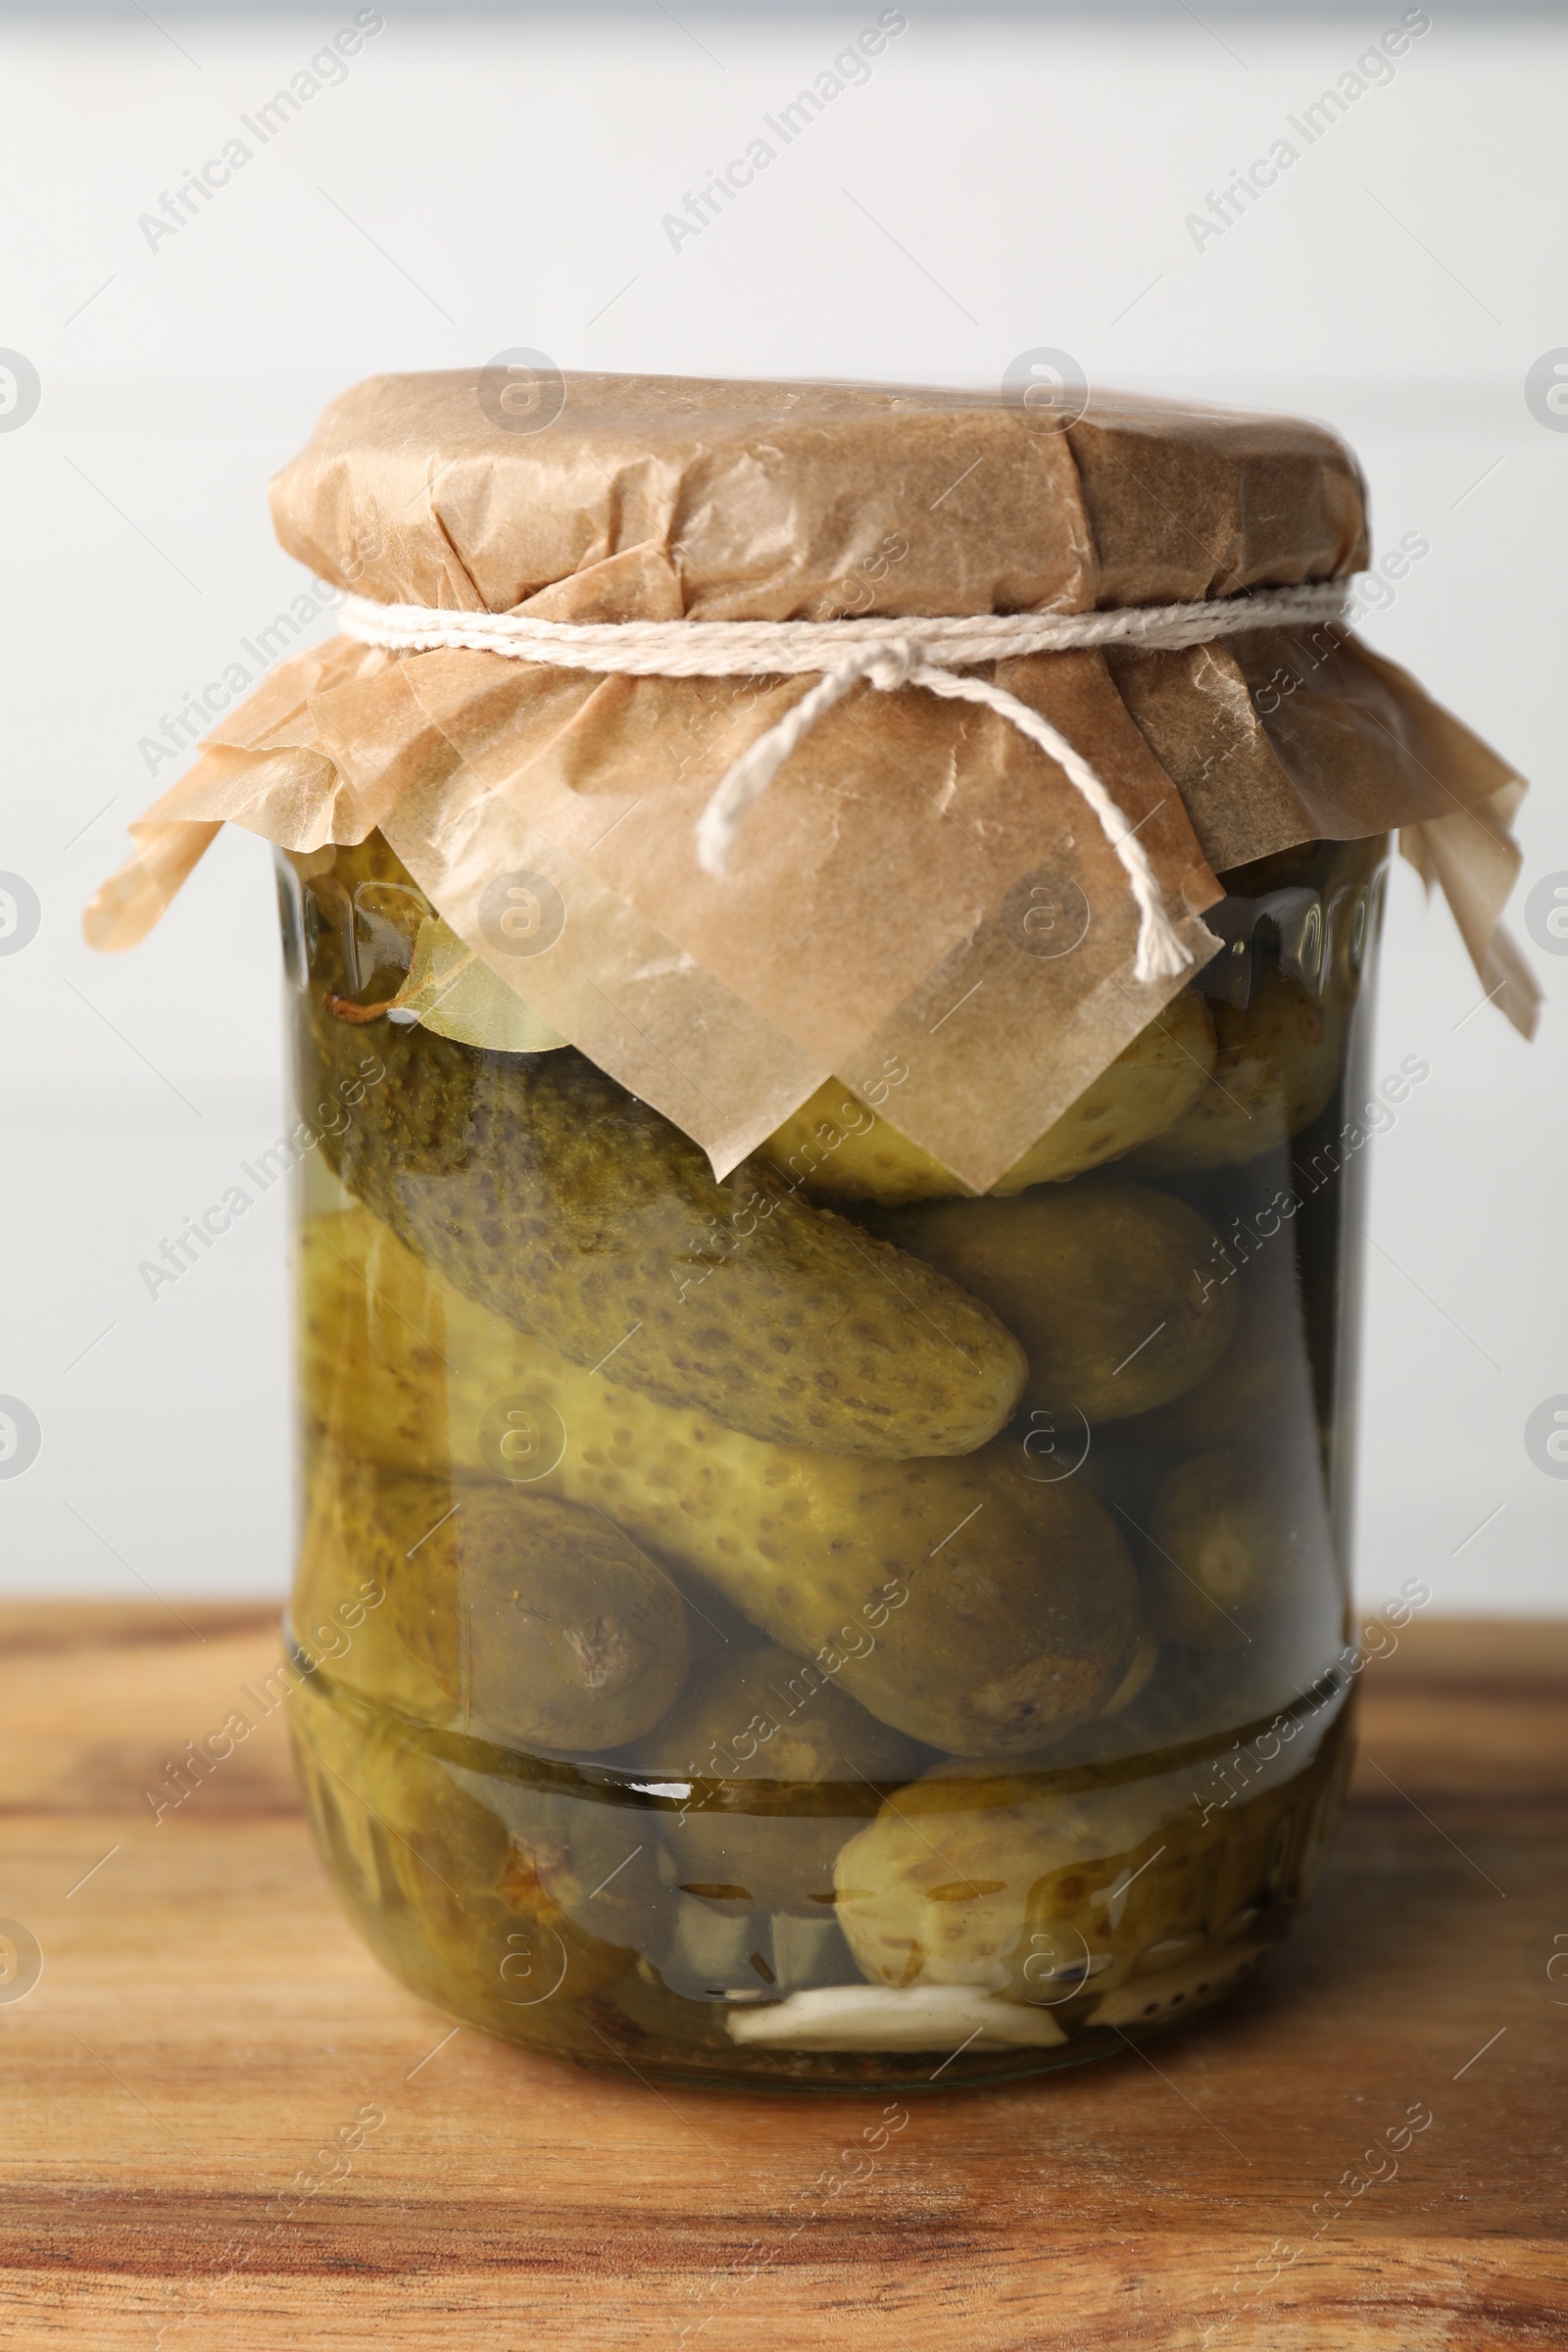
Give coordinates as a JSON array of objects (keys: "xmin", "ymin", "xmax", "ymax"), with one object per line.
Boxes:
[{"xmin": 1, "ymin": 7, "xmax": 1564, "ymax": 1612}]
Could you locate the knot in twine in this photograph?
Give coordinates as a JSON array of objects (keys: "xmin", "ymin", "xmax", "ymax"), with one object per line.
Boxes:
[{"xmin": 342, "ymin": 577, "xmax": 1352, "ymax": 987}]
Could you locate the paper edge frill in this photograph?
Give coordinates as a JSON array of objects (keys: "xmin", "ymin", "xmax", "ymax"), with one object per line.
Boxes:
[{"xmin": 83, "ymin": 621, "xmax": 1538, "ymax": 1184}]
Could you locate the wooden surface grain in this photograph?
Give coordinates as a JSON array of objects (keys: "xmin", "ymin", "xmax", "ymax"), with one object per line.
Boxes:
[{"xmin": 1, "ymin": 1604, "xmax": 1565, "ymax": 2350}]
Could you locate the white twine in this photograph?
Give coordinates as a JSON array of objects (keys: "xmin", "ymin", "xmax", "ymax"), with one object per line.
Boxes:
[{"xmin": 342, "ymin": 577, "xmax": 1350, "ymax": 986}]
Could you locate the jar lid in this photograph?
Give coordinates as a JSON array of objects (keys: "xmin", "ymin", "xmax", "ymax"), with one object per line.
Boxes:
[{"xmin": 270, "ymin": 368, "xmax": 1368, "ymax": 624}]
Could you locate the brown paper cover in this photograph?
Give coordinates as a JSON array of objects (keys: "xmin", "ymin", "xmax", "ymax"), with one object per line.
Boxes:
[{"xmin": 86, "ymin": 371, "xmax": 1535, "ymax": 1184}]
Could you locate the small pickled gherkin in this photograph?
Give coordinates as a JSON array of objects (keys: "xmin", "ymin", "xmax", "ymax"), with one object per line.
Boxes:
[
  {"xmin": 1141, "ymin": 1446, "xmax": 1342, "ymax": 1658},
  {"xmin": 1134, "ymin": 1245, "xmax": 1317, "ymax": 1459},
  {"xmin": 760, "ymin": 989, "xmax": 1217, "ymax": 1203},
  {"xmin": 290, "ymin": 1671, "xmax": 633, "ymax": 2045},
  {"xmin": 1130, "ymin": 967, "xmax": 1347, "ymax": 1173},
  {"xmin": 656, "ymin": 1643, "xmax": 925, "ymax": 1915},
  {"xmin": 531, "ymin": 1648, "xmax": 922, "ymax": 2016},
  {"xmin": 834, "ymin": 1717, "xmax": 1350, "ymax": 2026},
  {"xmin": 884, "ymin": 1180, "xmax": 1239, "ymax": 1421},
  {"xmin": 836, "ymin": 1768, "xmax": 1201, "ymax": 2001},
  {"xmin": 1129, "ymin": 835, "xmax": 1382, "ymax": 1175},
  {"xmin": 302, "ymin": 1205, "xmax": 1144, "ymax": 1757},
  {"xmin": 303, "ymin": 1457, "xmax": 691, "ymax": 1751},
  {"xmin": 292, "ymin": 842, "xmax": 1026, "ymax": 1462}
]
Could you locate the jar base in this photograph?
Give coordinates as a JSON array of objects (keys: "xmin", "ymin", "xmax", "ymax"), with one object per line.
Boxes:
[{"xmin": 289, "ymin": 1662, "xmax": 1353, "ymax": 2095}]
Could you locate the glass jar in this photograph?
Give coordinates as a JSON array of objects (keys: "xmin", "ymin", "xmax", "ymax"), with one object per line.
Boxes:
[{"xmin": 281, "ymin": 819, "xmax": 1387, "ymax": 2090}]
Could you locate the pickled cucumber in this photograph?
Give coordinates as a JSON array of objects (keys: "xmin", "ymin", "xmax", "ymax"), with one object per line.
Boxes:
[
  {"xmin": 836, "ymin": 1767, "xmax": 1197, "ymax": 2000},
  {"xmin": 660, "ymin": 1642, "xmax": 925, "ymax": 1787},
  {"xmin": 294, "ymin": 844, "xmax": 1025, "ymax": 1459},
  {"xmin": 658, "ymin": 1643, "xmax": 924, "ymax": 1914},
  {"xmin": 1130, "ymin": 968, "xmax": 1346, "ymax": 1172},
  {"xmin": 1142, "ymin": 1446, "xmax": 1342, "ymax": 1657},
  {"xmin": 884, "ymin": 1181, "xmax": 1238, "ymax": 1422},
  {"xmin": 542, "ymin": 1644, "xmax": 922, "ymax": 1961},
  {"xmin": 302, "ymin": 1458, "xmax": 690, "ymax": 1751},
  {"xmin": 304, "ymin": 1205, "xmax": 1143, "ymax": 1756},
  {"xmin": 290, "ymin": 1672, "xmax": 631, "ymax": 2035},
  {"xmin": 1135, "ymin": 1248, "xmax": 1320, "ymax": 1458},
  {"xmin": 834, "ymin": 1732, "xmax": 1341, "ymax": 2009},
  {"xmin": 760, "ymin": 990, "xmax": 1217, "ymax": 1203}
]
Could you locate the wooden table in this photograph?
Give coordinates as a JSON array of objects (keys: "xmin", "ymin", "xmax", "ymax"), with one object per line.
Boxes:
[{"xmin": 1, "ymin": 1604, "xmax": 1564, "ymax": 2350}]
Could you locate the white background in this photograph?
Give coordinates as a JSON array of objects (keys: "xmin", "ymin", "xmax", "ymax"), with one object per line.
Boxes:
[{"xmin": 1, "ymin": 2, "xmax": 1564, "ymax": 1612}]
